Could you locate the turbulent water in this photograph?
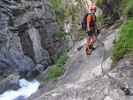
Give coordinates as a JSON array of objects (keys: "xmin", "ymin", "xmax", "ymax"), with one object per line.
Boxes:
[{"xmin": 0, "ymin": 79, "xmax": 40, "ymax": 100}]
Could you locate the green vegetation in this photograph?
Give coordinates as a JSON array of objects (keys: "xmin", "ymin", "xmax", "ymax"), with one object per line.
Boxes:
[
  {"xmin": 96, "ymin": 0, "xmax": 133, "ymax": 64},
  {"xmin": 112, "ymin": 0, "xmax": 133, "ymax": 63},
  {"xmin": 97, "ymin": 16, "xmax": 105, "ymax": 27},
  {"xmin": 96, "ymin": 0, "xmax": 133, "ymax": 18},
  {"xmin": 122, "ymin": 0, "xmax": 133, "ymax": 17},
  {"xmin": 64, "ymin": 7, "xmax": 73, "ymax": 17},
  {"xmin": 64, "ymin": 2, "xmax": 83, "ymax": 41},
  {"xmin": 49, "ymin": 0, "xmax": 63, "ymax": 11},
  {"xmin": 79, "ymin": 31, "xmax": 86, "ymax": 40},
  {"xmin": 54, "ymin": 32, "xmax": 67, "ymax": 39},
  {"xmin": 112, "ymin": 19, "xmax": 133, "ymax": 64},
  {"xmin": 47, "ymin": 66, "xmax": 64, "ymax": 80},
  {"xmin": 96, "ymin": 0, "xmax": 122, "ymax": 25},
  {"xmin": 46, "ymin": 51, "xmax": 68, "ymax": 81},
  {"xmin": 96, "ymin": 0, "xmax": 106, "ymax": 7},
  {"xmin": 50, "ymin": 0, "xmax": 83, "ymax": 41},
  {"xmin": 49, "ymin": 0, "xmax": 65, "ymax": 29}
]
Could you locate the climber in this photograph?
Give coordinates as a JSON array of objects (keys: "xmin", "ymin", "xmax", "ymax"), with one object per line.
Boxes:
[{"xmin": 82, "ymin": 2, "xmax": 98, "ymax": 55}]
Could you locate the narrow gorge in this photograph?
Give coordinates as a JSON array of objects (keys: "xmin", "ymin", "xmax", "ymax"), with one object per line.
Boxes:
[{"xmin": 0, "ymin": 0, "xmax": 132, "ymax": 100}]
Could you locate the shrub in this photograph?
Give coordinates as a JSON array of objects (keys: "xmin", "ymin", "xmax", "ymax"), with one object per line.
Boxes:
[
  {"xmin": 96, "ymin": 0, "xmax": 106, "ymax": 7},
  {"xmin": 49, "ymin": 0, "xmax": 65, "ymax": 29},
  {"xmin": 49, "ymin": 0, "xmax": 63, "ymax": 11},
  {"xmin": 47, "ymin": 66, "xmax": 64, "ymax": 80},
  {"xmin": 96, "ymin": 16, "xmax": 105, "ymax": 26},
  {"xmin": 54, "ymin": 32, "xmax": 66, "ymax": 39},
  {"xmin": 47, "ymin": 51, "xmax": 68, "ymax": 81},
  {"xmin": 122, "ymin": 0, "xmax": 133, "ymax": 17}
]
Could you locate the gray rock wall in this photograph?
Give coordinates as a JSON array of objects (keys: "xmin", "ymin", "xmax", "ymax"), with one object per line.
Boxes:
[{"xmin": 0, "ymin": 0, "xmax": 60, "ymax": 78}]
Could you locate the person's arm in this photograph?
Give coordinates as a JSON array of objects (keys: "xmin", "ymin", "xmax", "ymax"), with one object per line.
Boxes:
[{"xmin": 94, "ymin": 15, "xmax": 100, "ymax": 35}]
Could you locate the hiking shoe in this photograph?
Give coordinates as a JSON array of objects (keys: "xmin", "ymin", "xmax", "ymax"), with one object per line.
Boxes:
[{"xmin": 92, "ymin": 46, "xmax": 96, "ymax": 50}]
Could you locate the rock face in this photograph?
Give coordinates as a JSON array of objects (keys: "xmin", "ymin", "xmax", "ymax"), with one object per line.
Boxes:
[
  {"xmin": 28, "ymin": 29, "xmax": 126, "ymax": 100},
  {"xmin": 0, "ymin": 74, "xmax": 20, "ymax": 94},
  {"xmin": 0, "ymin": 0, "xmax": 61, "ymax": 78},
  {"xmin": 29, "ymin": 27, "xmax": 133, "ymax": 100}
]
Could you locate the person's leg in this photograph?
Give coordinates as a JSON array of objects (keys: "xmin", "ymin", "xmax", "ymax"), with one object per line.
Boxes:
[
  {"xmin": 92, "ymin": 34, "xmax": 96, "ymax": 44},
  {"xmin": 89, "ymin": 34, "xmax": 96, "ymax": 50},
  {"xmin": 85, "ymin": 31, "xmax": 95, "ymax": 55},
  {"xmin": 87, "ymin": 33, "xmax": 96, "ymax": 55},
  {"xmin": 86, "ymin": 36, "xmax": 93, "ymax": 55},
  {"xmin": 85, "ymin": 37, "xmax": 89, "ymax": 55}
]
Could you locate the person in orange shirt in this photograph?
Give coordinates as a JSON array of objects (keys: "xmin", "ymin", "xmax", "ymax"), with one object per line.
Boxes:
[{"xmin": 85, "ymin": 3, "xmax": 97, "ymax": 55}]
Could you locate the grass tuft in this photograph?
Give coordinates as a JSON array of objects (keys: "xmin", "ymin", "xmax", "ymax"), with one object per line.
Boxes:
[
  {"xmin": 46, "ymin": 51, "xmax": 68, "ymax": 81},
  {"xmin": 112, "ymin": 19, "xmax": 133, "ymax": 64}
]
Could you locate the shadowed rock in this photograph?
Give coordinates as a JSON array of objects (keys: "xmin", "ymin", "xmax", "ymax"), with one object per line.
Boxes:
[{"xmin": 0, "ymin": 74, "xmax": 20, "ymax": 94}]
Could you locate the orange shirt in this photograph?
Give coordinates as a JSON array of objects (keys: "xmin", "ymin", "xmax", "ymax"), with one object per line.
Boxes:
[{"xmin": 87, "ymin": 15, "xmax": 95, "ymax": 31}]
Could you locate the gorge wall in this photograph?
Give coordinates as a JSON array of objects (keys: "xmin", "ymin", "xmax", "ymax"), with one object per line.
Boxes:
[{"xmin": 0, "ymin": 0, "xmax": 64, "ymax": 78}]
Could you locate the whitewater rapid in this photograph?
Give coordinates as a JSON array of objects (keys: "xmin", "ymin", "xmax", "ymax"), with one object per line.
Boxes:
[{"xmin": 0, "ymin": 79, "xmax": 40, "ymax": 100}]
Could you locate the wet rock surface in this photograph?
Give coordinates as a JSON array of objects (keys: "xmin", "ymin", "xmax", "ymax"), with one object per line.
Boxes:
[{"xmin": 0, "ymin": 74, "xmax": 20, "ymax": 94}]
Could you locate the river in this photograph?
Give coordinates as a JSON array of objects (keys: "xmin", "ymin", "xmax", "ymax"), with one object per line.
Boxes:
[{"xmin": 0, "ymin": 79, "xmax": 40, "ymax": 100}]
